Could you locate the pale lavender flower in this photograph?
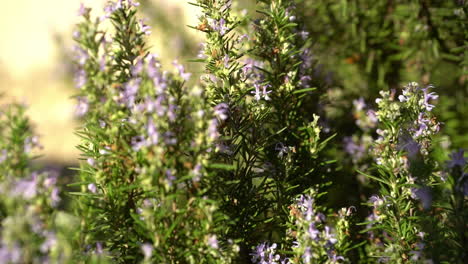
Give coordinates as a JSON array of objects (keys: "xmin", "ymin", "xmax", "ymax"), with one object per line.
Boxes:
[
  {"xmin": 447, "ymin": 149, "xmax": 466, "ymax": 169},
  {"xmin": 77, "ymin": 3, "xmax": 86, "ymax": 16},
  {"xmin": 275, "ymin": 143, "xmax": 289, "ymax": 158},
  {"xmin": 353, "ymin": 97, "xmax": 366, "ymax": 111},
  {"xmin": 101, "ymin": 1, "xmax": 122, "ymax": 21},
  {"xmin": 252, "ymin": 84, "xmax": 262, "ymax": 101},
  {"xmin": 208, "ymin": 119, "xmax": 220, "ymax": 140},
  {"xmin": 299, "ymin": 30, "xmax": 310, "ymax": 40},
  {"xmin": 297, "ymin": 195, "xmax": 315, "ymax": 221},
  {"xmin": 147, "ymin": 54, "xmax": 161, "ymax": 79},
  {"xmin": 24, "ymin": 136, "xmax": 42, "ymax": 153},
  {"xmin": 414, "ymin": 113, "xmax": 430, "ymax": 138},
  {"xmin": 308, "ymin": 223, "xmax": 320, "ymax": 240},
  {"xmin": 40, "ymin": 232, "xmax": 57, "ymax": 253},
  {"xmin": 167, "ymin": 103, "xmax": 177, "ymax": 122},
  {"xmin": 121, "ymin": 78, "xmax": 141, "ymax": 107},
  {"xmin": 173, "ymin": 60, "xmax": 191, "ymax": 81},
  {"xmin": 12, "ymin": 173, "xmax": 38, "ymax": 200},
  {"xmin": 0, "ymin": 244, "xmax": 21, "ymax": 263},
  {"xmin": 422, "ymin": 86, "xmax": 438, "ymax": 111},
  {"xmin": 197, "ymin": 43, "xmax": 208, "ymax": 59},
  {"xmin": 0, "ymin": 149, "xmax": 7, "ymax": 163},
  {"xmin": 223, "ymin": 54, "xmax": 230, "ymax": 68},
  {"xmin": 329, "ymin": 253, "xmax": 345, "ymax": 263},
  {"xmin": 300, "ymin": 75, "xmax": 311, "ymax": 87},
  {"xmin": 87, "ymin": 158, "xmax": 95, "ymax": 166},
  {"xmin": 131, "ymin": 135, "xmax": 146, "ymax": 151},
  {"xmin": 72, "ymin": 30, "xmax": 81, "ymax": 39},
  {"xmin": 88, "ymin": 183, "xmax": 97, "ymax": 194},
  {"xmin": 75, "ymin": 96, "xmax": 89, "ymax": 117},
  {"xmin": 192, "ymin": 163, "xmax": 202, "ymax": 182},
  {"xmin": 369, "ymin": 195, "xmax": 384, "ymax": 208},
  {"xmin": 343, "ymin": 136, "xmax": 365, "ymax": 161},
  {"xmin": 251, "ymin": 242, "xmax": 282, "ymax": 264},
  {"xmin": 73, "ymin": 46, "xmax": 89, "ymax": 65},
  {"xmin": 324, "ymin": 226, "xmax": 338, "ymax": 244},
  {"xmin": 166, "ymin": 169, "xmax": 176, "ymax": 187},
  {"xmin": 138, "ymin": 19, "xmax": 151, "ymax": 35},
  {"xmin": 214, "ymin": 103, "xmax": 229, "ymax": 120},
  {"xmin": 210, "ymin": 18, "xmax": 228, "ymax": 36},
  {"xmin": 367, "ymin": 110, "xmax": 378, "ymax": 123},
  {"xmin": 146, "ymin": 118, "xmax": 159, "ymax": 145},
  {"xmin": 51, "ymin": 187, "xmax": 60, "ymax": 207},
  {"xmin": 99, "ymin": 54, "xmax": 106, "ymax": 72},
  {"xmin": 131, "ymin": 58, "xmax": 144, "ymax": 76},
  {"xmin": 128, "ymin": 0, "xmax": 140, "ymax": 7},
  {"xmin": 141, "ymin": 243, "xmax": 153, "ymax": 260},
  {"xmin": 262, "ymin": 84, "xmax": 272, "ymax": 100},
  {"xmin": 207, "ymin": 235, "xmax": 219, "ymax": 249},
  {"xmin": 95, "ymin": 242, "xmax": 103, "ymax": 254},
  {"xmin": 74, "ymin": 69, "xmax": 87, "ymax": 88},
  {"xmin": 302, "ymin": 247, "xmax": 312, "ymax": 263}
]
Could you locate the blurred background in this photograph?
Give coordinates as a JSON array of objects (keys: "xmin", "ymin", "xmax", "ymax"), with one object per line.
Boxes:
[{"xmin": 0, "ymin": 0, "xmax": 210, "ymax": 166}]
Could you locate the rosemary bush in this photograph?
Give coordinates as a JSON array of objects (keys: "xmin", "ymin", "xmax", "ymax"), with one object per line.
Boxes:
[{"xmin": 0, "ymin": 0, "xmax": 466, "ymax": 263}]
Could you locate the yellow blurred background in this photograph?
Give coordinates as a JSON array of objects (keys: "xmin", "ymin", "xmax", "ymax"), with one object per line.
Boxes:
[{"xmin": 0, "ymin": 0, "xmax": 204, "ymax": 164}]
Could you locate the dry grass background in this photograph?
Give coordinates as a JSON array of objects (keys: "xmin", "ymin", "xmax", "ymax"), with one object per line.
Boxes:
[{"xmin": 0, "ymin": 0, "xmax": 204, "ymax": 165}]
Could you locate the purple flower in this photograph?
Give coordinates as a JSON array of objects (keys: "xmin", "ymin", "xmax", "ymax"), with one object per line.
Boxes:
[
  {"xmin": 73, "ymin": 46, "xmax": 89, "ymax": 65},
  {"xmin": 422, "ymin": 86, "xmax": 438, "ymax": 111},
  {"xmin": 141, "ymin": 243, "xmax": 153, "ymax": 260},
  {"xmin": 131, "ymin": 135, "xmax": 146, "ymax": 151},
  {"xmin": 131, "ymin": 58, "xmax": 144, "ymax": 76},
  {"xmin": 138, "ymin": 19, "xmax": 151, "ymax": 35},
  {"xmin": 251, "ymin": 242, "xmax": 282, "ymax": 264},
  {"xmin": 368, "ymin": 195, "xmax": 384, "ymax": 208},
  {"xmin": 166, "ymin": 169, "xmax": 176, "ymax": 187},
  {"xmin": 40, "ymin": 232, "xmax": 57, "ymax": 253},
  {"xmin": 275, "ymin": 143, "xmax": 289, "ymax": 158},
  {"xmin": 88, "ymin": 183, "xmax": 97, "ymax": 194},
  {"xmin": 87, "ymin": 158, "xmax": 96, "ymax": 166},
  {"xmin": 173, "ymin": 60, "xmax": 191, "ymax": 81},
  {"xmin": 308, "ymin": 223, "xmax": 320, "ymax": 240},
  {"xmin": 251, "ymin": 83, "xmax": 271, "ymax": 101},
  {"xmin": 75, "ymin": 97, "xmax": 89, "ymax": 117},
  {"xmin": 353, "ymin": 97, "xmax": 366, "ymax": 111},
  {"xmin": 343, "ymin": 136, "xmax": 365, "ymax": 161},
  {"xmin": 77, "ymin": 3, "xmax": 86, "ymax": 16},
  {"xmin": 324, "ymin": 226, "xmax": 338, "ymax": 245},
  {"xmin": 128, "ymin": 0, "xmax": 140, "ymax": 7},
  {"xmin": 0, "ymin": 244, "xmax": 21, "ymax": 263},
  {"xmin": 207, "ymin": 235, "xmax": 219, "ymax": 249},
  {"xmin": 120, "ymin": 78, "xmax": 141, "ymax": 107},
  {"xmin": 51, "ymin": 187, "xmax": 60, "ymax": 207},
  {"xmin": 297, "ymin": 195, "xmax": 315, "ymax": 221},
  {"xmin": 210, "ymin": 18, "xmax": 228, "ymax": 36},
  {"xmin": 214, "ymin": 103, "xmax": 229, "ymax": 120},
  {"xmin": 366, "ymin": 110, "xmax": 378, "ymax": 124},
  {"xmin": 223, "ymin": 54, "xmax": 230, "ymax": 68},
  {"xmin": 74, "ymin": 69, "xmax": 87, "ymax": 88},
  {"xmin": 447, "ymin": 149, "xmax": 466, "ymax": 169},
  {"xmin": 302, "ymin": 247, "xmax": 312, "ymax": 263},
  {"xmin": 0, "ymin": 149, "xmax": 7, "ymax": 163},
  {"xmin": 146, "ymin": 118, "xmax": 160, "ymax": 145},
  {"xmin": 24, "ymin": 136, "xmax": 42, "ymax": 153},
  {"xmin": 101, "ymin": 1, "xmax": 122, "ymax": 21}
]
